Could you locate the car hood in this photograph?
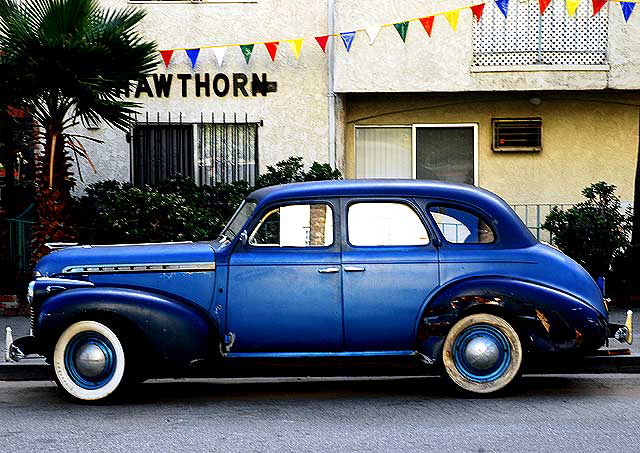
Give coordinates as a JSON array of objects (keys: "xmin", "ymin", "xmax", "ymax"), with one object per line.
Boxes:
[{"xmin": 34, "ymin": 242, "xmax": 216, "ymax": 277}]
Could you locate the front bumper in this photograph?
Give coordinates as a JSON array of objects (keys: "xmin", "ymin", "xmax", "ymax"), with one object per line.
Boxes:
[{"xmin": 7, "ymin": 335, "xmax": 38, "ymax": 363}]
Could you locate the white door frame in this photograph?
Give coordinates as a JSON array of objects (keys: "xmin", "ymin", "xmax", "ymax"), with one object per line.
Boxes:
[{"xmin": 354, "ymin": 124, "xmax": 479, "ymax": 186}]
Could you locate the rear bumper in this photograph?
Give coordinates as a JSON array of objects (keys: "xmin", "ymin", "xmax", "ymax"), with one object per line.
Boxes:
[{"xmin": 607, "ymin": 310, "xmax": 633, "ymax": 345}]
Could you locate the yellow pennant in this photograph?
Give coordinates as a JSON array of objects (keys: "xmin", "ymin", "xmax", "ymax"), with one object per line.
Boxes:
[
  {"xmin": 444, "ymin": 10, "xmax": 460, "ymax": 31},
  {"xmin": 287, "ymin": 39, "xmax": 304, "ymax": 60},
  {"xmin": 566, "ymin": 0, "xmax": 580, "ymax": 16}
]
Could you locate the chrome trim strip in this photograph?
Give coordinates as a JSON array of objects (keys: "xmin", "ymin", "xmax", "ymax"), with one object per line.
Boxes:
[{"xmin": 61, "ymin": 262, "xmax": 215, "ymax": 274}]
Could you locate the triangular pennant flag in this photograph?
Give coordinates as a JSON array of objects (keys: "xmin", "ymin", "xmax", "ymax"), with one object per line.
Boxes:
[
  {"xmin": 185, "ymin": 48, "xmax": 200, "ymax": 69},
  {"xmin": 365, "ymin": 25, "xmax": 381, "ymax": 44},
  {"xmin": 240, "ymin": 44, "xmax": 254, "ymax": 64},
  {"xmin": 159, "ymin": 50, "xmax": 174, "ymax": 68},
  {"xmin": 539, "ymin": 0, "xmax": 552, "ymax": 14},
  {"xmin": 264, "ymin": 42, "xmax": 279, "ymax": 62},
  {"xmin": 315, "ymin": 35, "xmax": 329, "ymax": 53},
  {"xmin": 566, "ymin": 0, "xmax": 580, "ymax": 16},
  {"xmin": 213, "ymin": 47, "xmax": 227, "ymax": 66},
  {"xmin": 471, "ymin": 4, "xmax": 486, "ymax": 21},
  {"xmin": 444, "ymin": 10, "xmax": 460, "ymax": 31},
  {"xmin": 592, "ymin": 0, "xmax": 607, "ymax": 16},
  {"xmin": 419, "ymin": 16, "xmax": 435, "ymax": 37},
  {"xmin": 340, "ymin": 31, "xmax": 356, "ymax": 52},
  {"xmin": 287, "ymin": 39, "xmax": 304, "ymax": 60},
  {"xmin": 621, "ymin": 1, "xmax": 635, "ymax": 21},
  {"xmin": 393, "ymin": 21, "xmax": 409, "ymax": 43},
  {"xmin": 495, "ymin": 0, "xmax": 509, "ymax": 17}
]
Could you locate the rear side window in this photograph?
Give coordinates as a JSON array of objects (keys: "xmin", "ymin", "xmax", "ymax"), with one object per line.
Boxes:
[
  {"xmin": 429, "ymin": 206, "xmax": 495, "ymax": 244},
  {"xmin": 348, "ymin": 202, "xmax": 429, "ymax": 246}
]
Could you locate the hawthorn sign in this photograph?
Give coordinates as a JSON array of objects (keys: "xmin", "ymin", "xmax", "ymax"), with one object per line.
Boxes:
[{"xmin": 124, "ymin": 73, "xmax": 278, "ymax": 98}]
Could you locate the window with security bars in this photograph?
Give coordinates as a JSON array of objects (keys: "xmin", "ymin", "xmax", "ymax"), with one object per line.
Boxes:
[
  {"xmin": 197, "ymin": 123, "xmax": 258, "ymax": 186},
  {"xmin": 131, "ymin": 124, "xmax": 194, "ymax": 186},
  {"xmin": 131, "ymin": 120, "xmax": 259, "ymax": 186},
  {"xmin": 493, "ymin": 118, "xmax": 542, "ymax": 152},
  {"xmin": 473, "ymin": 0, "xmax": 608, "ymax": 66}
]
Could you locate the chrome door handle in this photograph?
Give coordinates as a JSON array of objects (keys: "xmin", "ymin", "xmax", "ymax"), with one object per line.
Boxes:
[
  {"xmin": 344, "ymin": 266, "xmax": 366, "ymax": 272},
  {"xmin": 318, "ymin": 267, "xmax": 340, "ymax": 274}
]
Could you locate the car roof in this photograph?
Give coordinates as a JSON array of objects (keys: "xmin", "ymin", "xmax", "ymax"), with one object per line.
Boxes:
[{"xmin": 249, "ymin": 180, "xmax": 536, "ymax": 248}]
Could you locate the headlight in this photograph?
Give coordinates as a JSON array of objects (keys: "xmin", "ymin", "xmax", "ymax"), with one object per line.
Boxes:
[{"xmin": 26, "ymin": 280, "xmax": 35, "ymax": 305}]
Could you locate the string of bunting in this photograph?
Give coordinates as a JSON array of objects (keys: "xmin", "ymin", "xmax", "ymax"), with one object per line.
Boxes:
[{"xmin": 159, "ymin": 0, "xmax": 633, "ymax": 69}]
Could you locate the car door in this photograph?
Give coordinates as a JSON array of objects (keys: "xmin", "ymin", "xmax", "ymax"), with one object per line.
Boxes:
[
  {"xmin": 340, "ymin": 198, "xmax": 440, "ymax": 352},
  {"xmin": 227, "ymin": 199, "xmax": 343, "ymax": 353}
]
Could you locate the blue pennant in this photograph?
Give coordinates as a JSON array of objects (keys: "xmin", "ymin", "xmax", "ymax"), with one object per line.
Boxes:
[
  {"xmin": 621, "ymin": 2, "xmax": 635, "ymax": 22},
  {"xmin": 340, "ymin": 31, "xmax": 356, "ymax": 52},
  {"xmin": 185, "ymin": 48, "xmax": 200, "ymax": 69},
  {"xmin": 495, "ymin": 0, "xmax": 509, "ymax": 17}
]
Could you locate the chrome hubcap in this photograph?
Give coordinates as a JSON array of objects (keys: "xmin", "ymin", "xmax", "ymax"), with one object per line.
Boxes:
[
  {"xmin": 464, "ymin": 336, "xmax": 501, "ymax": 370},
  {"xmin": 74, "ymin": 343, "xmax": 108, "ymax": 378}
]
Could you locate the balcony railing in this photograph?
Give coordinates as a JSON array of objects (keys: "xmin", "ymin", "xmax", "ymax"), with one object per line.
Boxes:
[{"xmin": 473, "ymin": 0, "xmax": 608, "ymax": 66}]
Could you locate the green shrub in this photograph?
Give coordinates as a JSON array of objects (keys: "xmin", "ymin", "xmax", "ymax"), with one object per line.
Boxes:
[
  {"xmin": 75, "ymin": 157, "xmax": 342, "ymax": 244},
  {"xmin": 542, "ymin": 181, "xmax": 632, "ymax": 278}
]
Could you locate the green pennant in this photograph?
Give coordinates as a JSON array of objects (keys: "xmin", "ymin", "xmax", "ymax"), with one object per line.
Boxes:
[
  {"xmin": 240, "ymin": 44, "xmax": 254, "ymax": 64},
  {"xmin": 393, "ymin": 21, "xmax": 409, "ymax": 42}
]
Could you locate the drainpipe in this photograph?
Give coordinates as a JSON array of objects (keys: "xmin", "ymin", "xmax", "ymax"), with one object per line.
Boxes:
[{"xmin": 327, "ymin": 0, "xmax": 337, "ymax": 168}]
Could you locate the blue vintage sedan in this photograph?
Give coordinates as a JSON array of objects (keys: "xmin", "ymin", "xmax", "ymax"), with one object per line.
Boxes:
[{"xmin": 10, "ymin": 180, "xmax": 631, "ymax": 400}]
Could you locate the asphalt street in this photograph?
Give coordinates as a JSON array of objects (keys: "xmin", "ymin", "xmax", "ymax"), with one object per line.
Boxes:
[
  {"xmin": 0, "ymin": 374, "xmax": 639, "ymax": 452},
  {"xmin": 1, "ymin": 309, "xmax": 640, "ymax": 452}
]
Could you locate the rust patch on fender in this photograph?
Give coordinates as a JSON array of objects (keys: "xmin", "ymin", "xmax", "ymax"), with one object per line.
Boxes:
[{"xmin": 535, "ymin": 309, "xmax": 551, "ymax": 333}]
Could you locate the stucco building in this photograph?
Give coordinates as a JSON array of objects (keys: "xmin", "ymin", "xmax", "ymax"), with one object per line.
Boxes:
[{"xmin": 81, "ymin": 0, "xmax": 640, "ymax": 234}]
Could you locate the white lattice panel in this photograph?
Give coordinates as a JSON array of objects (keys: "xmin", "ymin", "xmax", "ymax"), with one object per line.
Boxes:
[{"xmin": 473, "ymin": 0, "xmax": 608, "ymax": 66}]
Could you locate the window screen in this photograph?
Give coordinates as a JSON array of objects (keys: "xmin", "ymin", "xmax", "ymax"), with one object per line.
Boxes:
[
  {"xmin": 493, "ymin": 118, "xmax": 542, "ymax": 152},
  {"xmin": 429, "ymin": 206, "xmax": 495, "ymax": 244},
  {"xmin": 131, "ymin": 124, "xmax": 194, "ymax": 186},
  {"xmin": 348, "ymin": 202, "xmax": 429, "ymax": 246},
  {"xmin": 415, "ymin": 127, "xmax": 474, "ymax": 185}
]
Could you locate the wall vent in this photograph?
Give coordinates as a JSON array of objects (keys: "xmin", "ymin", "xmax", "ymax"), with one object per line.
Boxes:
[{"xmin": 493, "ymin": 118, "xmax": 542, "ymax": 152}]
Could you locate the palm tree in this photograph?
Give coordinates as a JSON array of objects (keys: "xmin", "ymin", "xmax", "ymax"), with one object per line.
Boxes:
[{"xmin": 0, "ymin": 0, "xmax": 157, "ymax": 260}]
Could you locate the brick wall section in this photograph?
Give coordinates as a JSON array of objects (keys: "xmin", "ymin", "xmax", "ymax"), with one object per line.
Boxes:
[{"xmin": 0, "ymin": 295, "xmax": 21, "ymax": 316}]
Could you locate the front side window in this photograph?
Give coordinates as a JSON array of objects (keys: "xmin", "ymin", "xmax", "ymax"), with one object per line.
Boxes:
[
  {"xmin": 249, "ymin": 204, "xmax": 334, "ymax": 247},
  {"xmin": 219, "ymin": 200, "xmax": 257, "ymax": 242},
  {"xmin": 348, "ymin": 202, "xmax": 429, "ymax": 246},
  {"xmin": 429, "ymin": 206, "xmax": 495, "ymax": 244}
]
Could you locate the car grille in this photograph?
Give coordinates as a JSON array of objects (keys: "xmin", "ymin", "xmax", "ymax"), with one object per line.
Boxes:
[{"xmin": 29, "ymin": 304, "xmax": 35, "ymax": 334}]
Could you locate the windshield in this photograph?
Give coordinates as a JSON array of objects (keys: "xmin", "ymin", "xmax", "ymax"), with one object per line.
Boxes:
[{"xmin": 219, "ymin": 200, "xmax": 257, "ymax": 242}]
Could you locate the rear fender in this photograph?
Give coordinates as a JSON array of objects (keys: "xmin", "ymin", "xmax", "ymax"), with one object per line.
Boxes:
[
  {"xmin": 35, "ymin": 287, "xmax": 220, "ymax": 375},
  {"xmin": 417, "ymin": 277, "xmax": 607, "ymax": 363}
]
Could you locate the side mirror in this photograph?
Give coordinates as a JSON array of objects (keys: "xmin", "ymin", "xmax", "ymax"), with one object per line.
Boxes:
[{"xmin": 239, "ymin": 230, "xmax": 248, "ymax": 246}]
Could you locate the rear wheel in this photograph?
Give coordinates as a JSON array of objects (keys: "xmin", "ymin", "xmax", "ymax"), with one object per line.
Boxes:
[
  {"xmin": 442, "ymin": 313, "xmax": 523, "ymax": 394},
  {"xmin": 52, "ymin": 320, "xmax": 127, "ymax": 402}
]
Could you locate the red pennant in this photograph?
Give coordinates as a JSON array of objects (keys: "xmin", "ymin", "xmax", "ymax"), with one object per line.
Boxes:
[
  {"xmin": 471, "ymin": 4, "xmax": 485, "ymax": 21},
  {"xmin": 315, "ymin": 35, "xmax": 329, "ymax": 53},
  {"xmin": 264, "ymin": 42, "xmax": 279, "ymax": 62},
  {"xmin": 159, "ymin": 50, "xmax": 174, "ymax": 68},
  {"xmin": 592, "ymin": 0, "xmax": 607, "ymax": 15},
  {"xmin": 539, "ymin": 0, "xmax": 552, "ymax": 14},
  {"xmin": 419, "ymin": 16, "xmax": 435, "ymax": 37}
]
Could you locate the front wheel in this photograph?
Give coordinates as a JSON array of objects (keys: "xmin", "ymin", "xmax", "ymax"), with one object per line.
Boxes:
[
  {"xmin": 52, "ymin": 320, "xmax": 127, "ymax": 402},
  {"xmin": 442, "ymin": 313, "xmax": 523, "ymax": 395}
]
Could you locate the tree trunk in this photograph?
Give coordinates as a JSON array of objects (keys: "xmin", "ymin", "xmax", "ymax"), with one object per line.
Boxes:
[{"xmin": 31, "ymin": 128, "xmax": 75, "ymax": 263}]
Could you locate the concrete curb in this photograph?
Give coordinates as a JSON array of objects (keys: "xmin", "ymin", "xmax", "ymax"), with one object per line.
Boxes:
[{"xmin": 0, "ymin": 362, "xmax": 52, "ymax": 381}]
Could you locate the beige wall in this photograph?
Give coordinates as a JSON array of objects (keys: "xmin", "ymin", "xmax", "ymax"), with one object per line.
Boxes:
[
  {"xmin": 334, "ymin": 0, "xmax": 640, "ymax": 93},
  {"xmin": 344, "ymin": 92, "xmax": 638, "ymax": 204},
  {"xmin": 75, "ymin": 0, "xmax": 331, "ymax": 192}
]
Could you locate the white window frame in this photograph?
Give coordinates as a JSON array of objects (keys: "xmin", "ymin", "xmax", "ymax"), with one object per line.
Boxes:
[{"xmin": 354, "ymin": 124, "xmax": 479, "ymax": 186}]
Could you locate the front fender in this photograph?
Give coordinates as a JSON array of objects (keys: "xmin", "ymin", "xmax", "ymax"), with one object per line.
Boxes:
[
  {"xmin": 35, "ymin": 287, "xmax": 220, "ymax": 375},
  {"xmin": 417, "ymin": 277, "xmax": 608, "ymax": 362}
]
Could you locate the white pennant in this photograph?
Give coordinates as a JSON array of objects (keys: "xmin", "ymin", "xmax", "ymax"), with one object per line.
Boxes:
[
  {"xmin": 365, "ymin": 25, "xmax": 381, "ymax": 45},
  {"xmin": 213, "ymin": 47, "xmax": 227, "ymax": 66}
]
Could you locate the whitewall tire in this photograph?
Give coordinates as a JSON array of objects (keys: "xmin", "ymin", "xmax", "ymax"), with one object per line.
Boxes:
[
  {"xmin": 442, "ymin": 313, "xmax": 523, "ymax": 394},
  {"xmin": 53, "ymin": 321, "xmax": 126, "ymax": 401}
]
